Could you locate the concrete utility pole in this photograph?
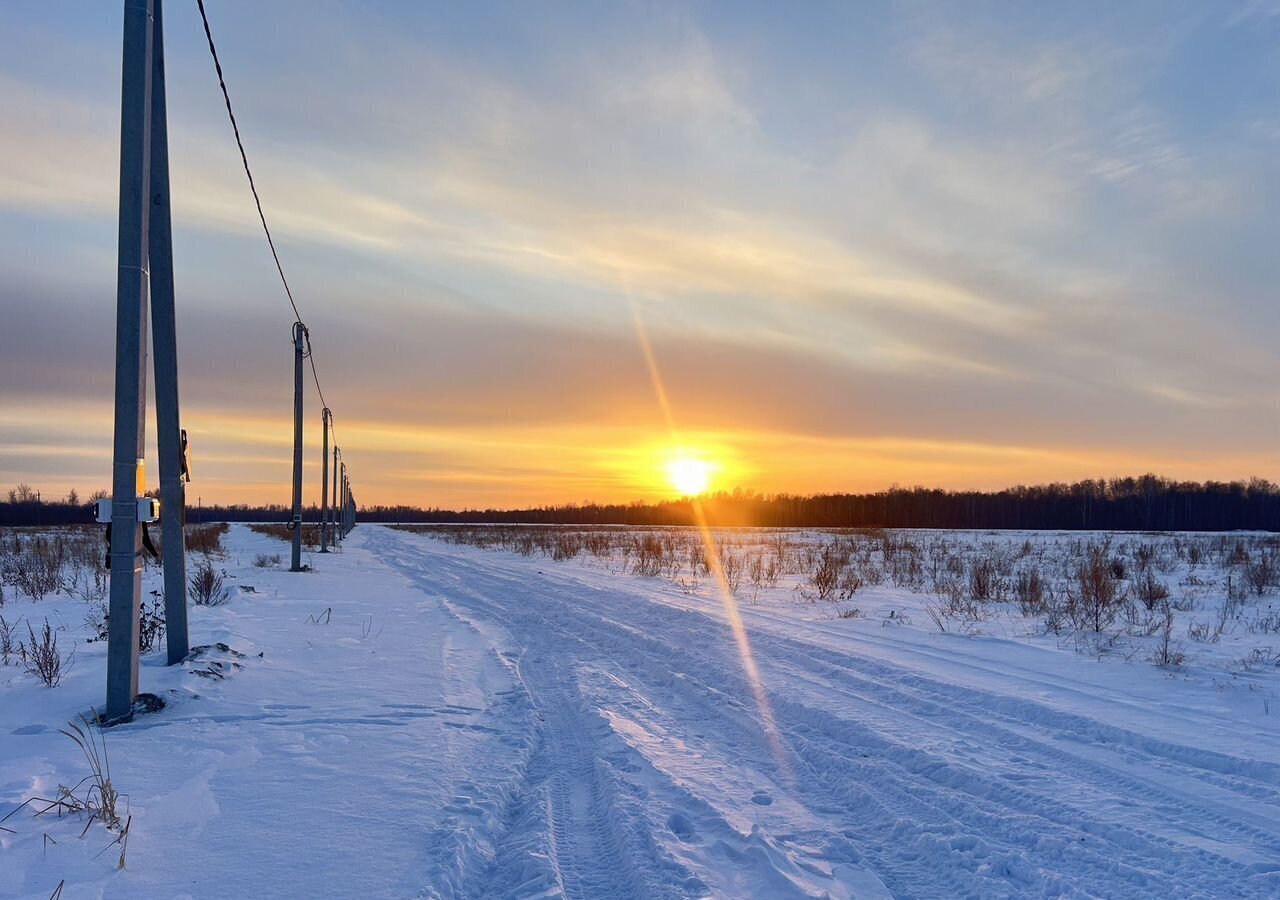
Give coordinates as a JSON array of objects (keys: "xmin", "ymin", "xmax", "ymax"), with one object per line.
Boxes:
[
  {"xmin": 290, "ymin": 321, "xmax": 307, "ymax": 572},
  {"xmin": 106, "ymin": 0, "xmax": 153, "ymax": 723},
  {"xmin": 148, "ymin": 0, "xmax": 189, "ymax": 665},
  {"xmin": 320, "ymin": 408, "xmax": 331, "ymax": 552},
  {"xmin": 109, "ymin": 0, "xmax": 195, "ymax": 722},
  {"xmin": 332, "ymin": 446, "xmax": 341, "ymax": 546}
]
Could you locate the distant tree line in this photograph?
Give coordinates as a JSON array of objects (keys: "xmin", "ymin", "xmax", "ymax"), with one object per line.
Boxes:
[
  {"xmin": 361, "ymin": 475, "xmax": 1280, "ymax": 532},
  {"xmin": 5, "ymin": 475, "xmax": 1280, "ymax": 531}
]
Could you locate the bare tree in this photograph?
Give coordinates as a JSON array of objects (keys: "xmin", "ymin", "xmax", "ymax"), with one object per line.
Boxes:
[
  {"xmin": 66, "ymin": 488, "xmax": 80, "ymax": 506},
  {"xmin": 14, "ymin": 484, "xmax": 36, "ymax": 502}
]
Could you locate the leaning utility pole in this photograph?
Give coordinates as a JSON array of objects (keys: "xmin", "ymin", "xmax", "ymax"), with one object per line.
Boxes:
[
  {"xmin": 106, "ymin": 0, "xmax": 189, "ymax": 721},
  {"xmin": 320, "ymin": 408, "xmax": 331, "ymax": 552},
  {"xmin": 290, "ymin": 321, "xmax": 307, "ymax": 571}
]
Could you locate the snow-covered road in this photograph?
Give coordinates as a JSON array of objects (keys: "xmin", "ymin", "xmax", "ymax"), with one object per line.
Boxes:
[
  {"xmin": 4, "ymin": 524, "xmax": 1279, "ymax": 898},
  {"xmin": 374, "ymin": 527, "xmax": 1280, "ymax": 899}
]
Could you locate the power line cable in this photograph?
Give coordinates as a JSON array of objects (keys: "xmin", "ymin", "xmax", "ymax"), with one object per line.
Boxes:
[
  {"xmin": 195, "ymin": 0, "xmax": 302, "ymax": 324},
  {"xmin": 195, "ymin": 0, "xmax": 341, "ymax": 448}
]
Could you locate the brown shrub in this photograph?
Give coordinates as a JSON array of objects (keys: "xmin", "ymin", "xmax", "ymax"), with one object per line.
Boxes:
[
  {"xmin": 184, "ymin": 522, "xmax": 229, "ymax": 556},
  {"xmin": 248, "ymin": 522, "xmax": 321, "ymax": 549}
]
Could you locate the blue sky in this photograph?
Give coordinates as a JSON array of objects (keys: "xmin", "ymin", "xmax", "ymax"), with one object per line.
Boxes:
[{"xmin": 2, "ymin": 1, "xmax": 1278, "ymax": 506}]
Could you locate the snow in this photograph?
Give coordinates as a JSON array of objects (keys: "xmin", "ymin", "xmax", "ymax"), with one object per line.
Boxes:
[{"xmin": 2, "ymin": 524, "xmax": 1279, "ymax": 898}]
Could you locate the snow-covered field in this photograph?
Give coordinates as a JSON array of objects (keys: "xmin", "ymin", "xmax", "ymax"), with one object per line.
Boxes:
[{"xmin": 2, "ymin": 524, "xmax": 1279, "ymax": 898}]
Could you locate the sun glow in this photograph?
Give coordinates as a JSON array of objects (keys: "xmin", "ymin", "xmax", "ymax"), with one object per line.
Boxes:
[{"xmin": 667, "ymin": 456, "xmax": 714, "ymax": 496}]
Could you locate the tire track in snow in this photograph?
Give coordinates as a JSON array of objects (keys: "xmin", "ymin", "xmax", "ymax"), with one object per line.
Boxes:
[
  {"xmin": 534, "ymin": 556, "xmax": 1280, "ymax": 842},
  {"xmin": 494, "ymin": 561, "xmax": 1280, "ymax": 881},
  {"xmin": 381, "ymin": 543, "xmax": 706, "ymax": 900},
  {"xmin": 722, "ymin": 602, "xmax": 1280, "ymax": 794},
  {"xmin": 531, "ymin": 601, "xmax": 1260, "ymax": 898},
  {"xmin": 513, "ymin": 649, "xmax": 646, "ymax": 900}
]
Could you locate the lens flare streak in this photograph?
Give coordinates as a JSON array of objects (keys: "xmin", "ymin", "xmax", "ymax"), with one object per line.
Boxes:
[{"xmin": 628, "ymin": 296, "xmax": 792, "ymax": 780}]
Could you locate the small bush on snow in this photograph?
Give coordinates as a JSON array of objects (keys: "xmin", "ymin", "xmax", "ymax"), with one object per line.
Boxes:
[
  {"xmin": 21, "ymin": 619, "xmax": 71, "ymax": 687},
  {"xmin": 0, "ymin": 612, "xmax": 19, "ymax": 664},
  {"xmin": 189, "ymin": 560, "xmax": 229, "ymax": 606}
]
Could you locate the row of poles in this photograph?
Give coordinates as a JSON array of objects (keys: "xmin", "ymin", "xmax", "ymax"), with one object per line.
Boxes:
[
  {"xmin": 287, "ymin": 325, "xmax": 358, "ymax": 571},
  {"xmin": 104, "ymin": 0, "xmax": 358, "ymax": 722}
]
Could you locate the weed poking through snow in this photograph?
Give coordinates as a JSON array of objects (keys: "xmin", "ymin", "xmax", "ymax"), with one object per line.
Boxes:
[
  {"xmin": 21, "ymin": 619, "xmax": 71, "ymax": 687},
  {"xmin": 1, "ymin": 716, "xmax": 131, "ymax": 868}
]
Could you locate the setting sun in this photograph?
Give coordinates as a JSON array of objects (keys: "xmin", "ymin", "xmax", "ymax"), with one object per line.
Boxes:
[{"xmin": 667, "ymin": 456, "xmax": 714, "ymax": 496}]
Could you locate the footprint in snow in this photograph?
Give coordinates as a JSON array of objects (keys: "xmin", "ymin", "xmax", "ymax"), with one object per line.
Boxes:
[
  {"xmin": 751, "ymin": 791, "xmax": 774, "ymax": 806},
  {"xmin": 667, "ymin": 812, "xmax": 698, "ymax": 842}
]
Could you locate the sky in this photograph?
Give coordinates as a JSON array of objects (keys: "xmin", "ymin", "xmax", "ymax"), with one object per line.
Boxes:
[{"xmin": 2, "ymin": 0, "xmax": 1279, "ymax": 508}]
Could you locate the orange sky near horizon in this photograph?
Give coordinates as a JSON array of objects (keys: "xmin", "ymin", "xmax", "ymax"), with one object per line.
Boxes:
[{"xmin": 3, "ymin": 398, "xmax": 1274, "ymax": 509}]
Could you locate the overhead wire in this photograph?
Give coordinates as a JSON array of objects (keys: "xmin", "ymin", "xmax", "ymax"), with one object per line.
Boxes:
[
  {"xmin": 194, "ymin": 0, "xmax": 351, "ymax": 502},
  {"xmin": 195, "ymin": 1, "xmax": 330, "ymax": 412},
  {"xmin": 194, "ymin": 0, "xmax": 303, "ymax": 325}
]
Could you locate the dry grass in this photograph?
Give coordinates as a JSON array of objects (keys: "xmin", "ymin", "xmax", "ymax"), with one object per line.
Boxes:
[
  {"xmin": 184, "ymin": 522, "xmax": 229, "ymax": 556},
  {"xmin": 398, "ymin": 524, "xmax": 1280, "ymax": 671},
  {"xmin": 0, "ymin": 527, "xmax": 101, "ymax": 603},
  {"xmin": 248, "ymin": 522, "xmax": 322, "ymax": 549},
  {"xmin": 0, "ymin": 612, "xmax": 19, "ymax": 665},
  {"xmin": 1, "ymin": 716, "xmax": 130, "ymax": 869}
]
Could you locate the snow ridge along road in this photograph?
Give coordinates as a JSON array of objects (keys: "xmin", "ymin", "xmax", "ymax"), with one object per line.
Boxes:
[{"xmin": 373, "ymin": 527, "xmax": 1280, "ymax": 900}]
